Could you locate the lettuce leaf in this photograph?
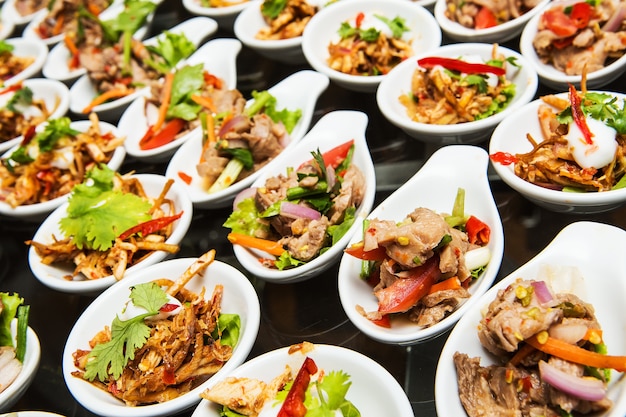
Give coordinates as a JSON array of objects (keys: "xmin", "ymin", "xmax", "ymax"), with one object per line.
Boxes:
[{"xmin": 0, "ymin": 292, "xmax": 23, "ymax": 347}]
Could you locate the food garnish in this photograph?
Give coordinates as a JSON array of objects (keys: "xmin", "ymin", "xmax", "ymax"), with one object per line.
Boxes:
[
  {"xmin": 444, "ymin": 0, "xmax": 537, "ymax": 29},
  {"xmin": 0, "ymin": 40, "xmax": 35, "ymax": 84},
  {"xmin": 257, "ymin": 0, "xmax": 321, "ymax": 40},
  {"xmin": 0, "ymin": 292, "xmax": 30, "ymax": 393},
  {"xmin": 0, "ymin": 82, "xmax": 55, "ymax": 145}
]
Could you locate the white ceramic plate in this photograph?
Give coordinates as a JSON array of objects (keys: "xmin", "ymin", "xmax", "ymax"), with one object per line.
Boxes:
[
  {"xmin": 68, "ymin": 16, "xmax": 219, "ymax": 121},
  {"xmin": 0, "ymin": 119, "xmax": 125, "ymax": 221},
  {"xmin": 489, "ymin": 91, "xmax": 626, "ymax": 214},
  {"xmin": 338, "ymin": 145, "xmax": 504, "ymax": 345},
  {"xmin": 27, "ymin": 173, "xmax": 193, "ymax": 294},
  {"xmin": 2, "ymin": 37, "xmax": 47, "ymax": 87},
  {"xmin": 182, "ymin": 0, "xmax": 250, "ymax": 30},
  {"xmin": 165, "ymin": 69, "xmax": 329, "ymax": 209},
  {"xmin": 230, "ymin": 110, "xmax": 376, "ymax": 283},
  {"xmin": 519, "ymin": 2, "xmax": 626, "ymax": 90},
  {"xmin": 435, "ymin": 221, "xmax": 626, "ymax": 417},
  {"xmin": 376, "ymin": 42, "xmax": 538, "ymax": 144},
  {"xmin": 301, "ymin": 0, "xmax": 442, "ymax": 93},
  {"xmin": 191, "ymin": 343, "xmax": 414, "ymax": 417},
  {"xmin": 0, "ymin": 413, "xmax": 65, "ymax": 417},
  {"xmin": 63, "ymin": 256, "xmax": 260, "ymax": 417},
  {"xmin": 118, "ymin": 38, "xmax": 242, "ymax": 163},
  {"xmin": 434, "ymin": 0, "xmax": 550, "ymax": 43},
  {"xmin": 0, "ymin": 321, "xmax": 41, "ymax": 413},
  {"xmin": 0, "ymin": 78, "xmax": 71, "ymax": 154}
]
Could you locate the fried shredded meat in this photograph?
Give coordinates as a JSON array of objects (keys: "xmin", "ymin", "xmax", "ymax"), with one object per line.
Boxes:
[
  {"xmin": 0, "ymin": 48, "xmax": 35, "ymax": 83},
  {"xmin": 256, "ymin": 0, "xmax": 318, "ymax": 40}
]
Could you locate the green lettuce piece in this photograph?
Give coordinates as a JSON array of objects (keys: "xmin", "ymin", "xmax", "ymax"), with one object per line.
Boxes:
[
  {"xmin": 223, "ymin": 197, "xmax": 267, "ymax": 236},
  {"xmin": 211, "ymin": 313, "xmax": 241, "ymax": 347},
  {"xmin": 166, "ymin": 64, "xmax": 204, "ymax": 120},
  {"xmin": 0, "ymin": 292, "xmax": 24, "ymax": 347}
]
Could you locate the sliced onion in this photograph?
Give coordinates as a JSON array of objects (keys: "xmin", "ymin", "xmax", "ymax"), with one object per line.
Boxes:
[
  {"xmin": 602, "ymin": 5, "xmax": 626, "ymax": 32},
  {"xmin": 218, "ymin": 114, "xmax": 249, "ymax": 137},
  {"xmin": 531, "ymin": 280, "xmax": 554, "ymax": 305},
  {"xmin": 538, "ymin": 360, "xmax": 607, "ymax": 402},
  {"xmin": 548, "ymin": 322, "xmax": 589, "ymax": 345},
  {"xmin": 464, "ymin": 246, "xmax": 491, "ymax": 271},
  {"xmin": 280, "ymin": 201, "xmax": 321, "ymax": 220},
  {"xmin": 233, "ymin": 187, "xmax": 257, "ymax": 211}
]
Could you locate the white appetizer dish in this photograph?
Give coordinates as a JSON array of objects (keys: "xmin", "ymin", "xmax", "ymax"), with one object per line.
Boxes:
[
  {"xmin": 0, "ymin": 78, "xmax": 70, "ymax": 153},
  {"xmin": 1, "ymin": 37, "xmax": 48, "ymax": 87},
  {"xmin": 489, "ymin": 91, "xmax": 626, "ymax": 214},
  {"xmin": 0, "ymin": 119, "xmax": 125, "ymax": 221},
  {"xmin": 191, "ymin": 343, "xmax": 413, "ymax": 417},
  {"xmin": 230, "ymin": 110, "xmax": 376, "ymax": 283},
  {"xmin": 68, "ymin": 16, "xmax": 218, "ymax": 122},
  {"xmin": 376, "ymin": 42, "xmax": 538, "ymax": 144},
  {"xmin": 0, "ymin": 320, "xmax": 41, "ymax": 413},
  {"xmin": 182, "ymin": 0, "xmax": 250, "ymax": 30},
  {"xmin": 434, "ymin": 0, "xmax": 550, "ymax": 43},
  {"xmin": 233, "ymin": 0, "xmax": 330, "ymax": 64},
  {"xmin": 28, "ymin": 173, "xmax": 192, "ymax": 294},
  {"xmin": 118, "ymin": 38, "xmax": 241, "ymax": 163},
  {"xmin": 435, "ymin": 221, "xmax": 626, "ymax": 417},
  {"xmin": 63, "ymin": 256, "xmax": 260, "ymax": 417},
  {"xmin": 301, "ymin": 0, "xmax": 441, "ymax": 93},
  {"xmin": 1, "ymin": 0, "xmax": 45, "ymax": 28},
  {"xmin": 519, "ymin": 4, "xmax": 626, "ymax": 90},
  {"xmin": 338, "ymin": 145, "xmax": 504, "ymax": 345},
  {"xmin": 0, "ymin": 8, "xmax": 14, "ymax": 40},
  {"xmin": 165, "ymin": 69, "xmax": 329, "ymax": 209}
]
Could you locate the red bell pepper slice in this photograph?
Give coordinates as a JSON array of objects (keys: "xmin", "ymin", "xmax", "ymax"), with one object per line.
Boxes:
[
  {"xmin": 465, "ymin": 215, "xmax": 490, "ymax": 245},
  {"xmin": 118, "ymin": 211, "xmax": 183, "ymax": 240},
  {"xmin": 569, "ymin": 84, "xmax": 593, "ymax": 145},
  {"xmin": 298, "ymin": 139, "xmax": 354, "ymax": 170},
  {"xmin": 375, "ymin": 256, "xmax": 440, "ymax": 315},
  {"xmin": 541, "ymin": 7, "xmax": 578, "ymax": 37},
  {"xmin": 475, "ymin": 6, "xmax": 497, "ymax": 29},
  {"xmin": 0, "ymin": 82, "xmax": 23, "ymax": 95},
  {"xmin": 417, "ymin": 57, "xmax": 506, "ymax": 76},
  {"xmin": 344, "ymin": 241, "xmax": 387, "ymax": 261},
  {"xmin": 355, "ymin": 12, "xmax": 365, "ymax": 28},
  {"xmin": 277, "ymin": 357, "xmax": 318, "ymax": 417},
  {"xmin": 139, "ymin": 118, "xmax": 186, "ymax": 150},
  {"xmin": 489, "ymin": 151, "xmax": 518, "ymax": 165}
]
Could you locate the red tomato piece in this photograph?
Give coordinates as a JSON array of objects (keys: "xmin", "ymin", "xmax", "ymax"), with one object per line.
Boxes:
[
  {"xmin": 541, "ymin": 8, "xmax": 578, "ymax": 37},
  {"xmin": 475, "ymin": 6, "xmax": 497, "ymax": 29},
  {"xmin": 570, "ymin": 2, "xmax": 593, "ymax": 29},
  {"xmin": 277, "ymin": 357, "xmax": 318, "ymax": 417}
]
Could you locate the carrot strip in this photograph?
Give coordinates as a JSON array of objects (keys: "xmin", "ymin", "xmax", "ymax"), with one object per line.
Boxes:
[
  {"xmin": 227, "ymin": 233, "xmax": 285, "ymax": 256},
  {"xmin": 82, "ymin": 88, "xmax": 134, "ymax": 113},
  {"xmin": 154, "ymin": 72, "xmax": 174, "ymax": 132},
  {"xmin": 52, "ymin": 14, "xmax": 65, "ymax": 36},
  {"xmin": 191, "ymin": 94, "xmax": 217, "ymax": 113},
  {"xmin": 87, "ymin": 3, "xmax": 102, "ymax": 16},
  {"xmin": 508, "ymin": 342, "xmax": 536, "ymax": 366},
  {"xmin": 64, "ymin": 35, "xmax": 80, "ymax": 69},
  {"xmin": 428, "ymin": 276, "xmax": 461, "ymax": 294},
  {"xmin": 526, "ymin": 333, "xmax": 626, "ymax": 372}
]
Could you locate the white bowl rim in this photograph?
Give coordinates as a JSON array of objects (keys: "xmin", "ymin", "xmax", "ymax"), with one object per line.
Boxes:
[
  {"xmin": 182, "ymin": 0, "xmax": 250, "ymax": 17},
  {"xmin": 3, "ymin": 36, "xmax": 48, "ymax": 86}
]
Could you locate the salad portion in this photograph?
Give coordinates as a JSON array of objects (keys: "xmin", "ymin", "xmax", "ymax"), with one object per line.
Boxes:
[
  {"xmin": 327, "ymin": 11, "xmax": 412, "ymax": 76},
  {"xmin": 256, "ymin": 0, "xmax": 324, "ymax": 40},
  {"xmin": 490, "ymin": 86, "xmax": 626, "ymax": 192},
  {"xmin": 0, "ymin": 292, "xmax": 30, "ymax": 394},
  {"xmin": 71, "ymin": 250, "xmax": 242, "ymax": 406},
  {"xmin": 33, "ymin": 0, "xmax": 114, "ymax": 40},
  {"xmin": 454, "ymin": 269, "xmax": 626, "ymax": 416},
  {"xmin": 27, "ymin": 165, "xmax": 183, "ymax": 281},
  {"xmin": 224, "ymin": 139, "xmax": 365, "ymax": 270},
  {"xmin": 532, "ymin": 0, "xmax": 626, "ymax": 75},
  {"xmin": 0, "ymin": 40, "xmax": 35, "ymax": 84},
  {"xmin": 196, "ymin": 0, "xmax": 248, "ymax": 7},
  {"xmin": 0, "ymin": 115, "xmax": 124, "ymax": 208},
  {"xmin": 399, "ymin": 45, "xmax": 518, "ymax": 124},
  {"xmin": 201, "ymin": 341, "xmax": 361, "ymax": 417},
  {"xmin": 345, "ymin": 188, "xmax": 491, "ymax": 328},
  {"xmin": 0, "ymin": 81, "xmax": 53, "ymax": 145},
  {"xmin": 444, "ymin": 0, "xmax": 540, "ymax": 29}
]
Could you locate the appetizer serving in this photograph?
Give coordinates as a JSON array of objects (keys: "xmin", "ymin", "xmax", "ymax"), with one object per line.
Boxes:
[
  {"xmin": 31, "ymin": 0, "xmax": 114, "ymax": 41},
  {"xmin": 399, "ymin": 44, "xmax": 517, "ymax": 125},
  {"xmin": 443, "ymin": 0, "xmax": 541, "ymax": 30},
  {"xmin": 225, "ymin": 138, "xmax": 365, "ymax": 271},
  {"xmin": 0, "ymin": 39, "xmax": 35, "ymax": 84},
  {"xmin": 490, "ymin": 86, "xmax": 626, "ymax": 192},
  {"xmin": 27, "ymin": 165, "xmax": 186, "ymax": 283},
  {"xmin": 9, "ymin": 0, "xmax": 48, "ymax": 18},
  {"xmin": 256, "ymin": 0, "xmax": 326, "ymax": 40},
  {"xmin": 0, "ymin": 292, "xmax": 30, "ymax": 394},
  {"xmin": 0, "ymin": 81, "xmax": 52, "ymax": 145},
  {"xmin": 345, "ymin": 188, "xmax": 491, "ymax": 329},
  {"xmin": 531, "ymin": 0, "xmax": 626, "ymax": 76},
  {"xmin": 0, "ymin": 115, "xmax": 124, "ymax": 209},
  {"xmin": 454, "ymin": 269, "xmax": 626, "ymax": 416}
]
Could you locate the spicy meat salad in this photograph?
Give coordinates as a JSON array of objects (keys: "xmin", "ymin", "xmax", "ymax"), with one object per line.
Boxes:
[
  {"xmin": 0, "ymin": 41, "xmax": 35, "ymax": 84},
  {"xmin": 490, "ymin": 86, "xmax": 626, "ymax": 192},
  {"xmin": 0, "ymin": 82, "xmax": 54, "ymax": 144},
  {"xmin": 532, "ymin": 0, "xmax": 626, "ymax": 75},
  {"xmin": 224, "ymin": 139, "xmax": 365, "ymax": 270},
  {"xmin": 454, "ymin": 273, "xmax": 626, "ymax": 416},
  {"xmin": 34, "ymin": 0, "xmax": 114, "ymax": 40},
  {"xmin": 399, "ymin": 46, "xmax": 518, "ymax": 124},
  {"xmin": 27, "ymin": 164, "xmax": 182, "ymax": 281},
  {"xmin": 256, "ymin": 0, "xmax": 325, "ymax": 40},
  {"xmin": 71, "ymin": 250, "xmax": 241, "ymax": 406},
  {"xmin": 444, "ymin": 0, "xmax": 543, "ymax": 29},
  {"xmin": 327, "ymin": 11, "xmax": 412, "ymax": 76},
  {"xmin": 345, "ymin": 189, "xmax": 491, "ymax": 328},
  {"xmin": 0, "ymin": 114, "xmax": 124, "ymax": 208}
]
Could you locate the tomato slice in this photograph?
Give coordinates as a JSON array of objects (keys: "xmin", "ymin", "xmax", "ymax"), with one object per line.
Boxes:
[
  {"xmin": 344, "ymin": 242, "xmax": 387, "ymax": 261},
  {"xmin": 570, "ymin": 2, "xmax": 593, "ymax": 29},
  {"xmin": 475, "ymin": 6, "xmax": 497, "ymax": 29},
  {"xmin": 541, "ymin": 8, "xmax": 578, "ymax": 37}
]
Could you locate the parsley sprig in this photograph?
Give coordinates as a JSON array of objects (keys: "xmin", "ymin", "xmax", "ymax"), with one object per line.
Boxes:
[
  {"xmin": 338, "ymin": 14, "xmax": 408, "ymax": 42},
  {"xmin": 557, "ymin": 91, "xmax": 626, "ymax": 134}
]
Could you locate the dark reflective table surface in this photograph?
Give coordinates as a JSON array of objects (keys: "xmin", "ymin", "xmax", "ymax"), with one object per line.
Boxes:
[{"xmin": 2, "ymin": 2, "xmax": 626, "ymax": 416}]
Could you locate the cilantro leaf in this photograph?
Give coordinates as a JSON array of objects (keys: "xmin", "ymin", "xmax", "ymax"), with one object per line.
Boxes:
[
  {"xmin": 359, "ymin": 27, "xmax": 380, "ymax": 42},
  {"xmin": 35, "ymin": 117, "xmax": 80, "ymax": 152},
  {"xmin": 261, "ymin": 0, "xmax": 288, "ymax": 19},
  {"xmin": 338, "ymin": 21, "xmax": 357, "ymax": 38},
  {"xmin": 6, "ymin": 86, "xmax": 34, "ymax": 113},
  {"xmin": 318, "ymin": 370, "xmax": 352, "ymax": 409},
  {"xmin": 0, "ymin": 292, "xmax": 24, "ymax": 347},
  {"xmin": 130, "ymin": 282, "xmax": 169, "ymax": 312},
  {"xmin": 0, "ymin": 40, "xmax": 14, "ymax": 54},
  {"xmin": 374, "ymin": 14, "xmax": 409, "ymax": 38}
]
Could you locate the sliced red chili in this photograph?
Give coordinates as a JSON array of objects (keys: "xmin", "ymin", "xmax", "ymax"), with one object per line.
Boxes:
[
  {"xmin": 0, "ymin": 82, "xmax": 23, "ymax": 95},
  {"xmin": 417, "ymin": 57, "xmax": 506, "ymax": 76},
  {"xmin": 465, "ymin": 215, "xmax": 490, "ymax": 245},
  {"xmin": 159, "ymin": 303, "xmax": 179, "ymax": 312},
  {"xmin": 569, "ymin": 84, "xmax": 593, "ymax": 144},
  {"xmin": 139, "ymin": 118, "xmax": 186, "ymax": 150},
  {"xmin": 489, "ymin": 151, "xmax": 519, "ymax": 165},
  {"xmin": 355, "ymin": 12, "xmax": 365, "ymax": 28},
  {"xmin": 569, "ymin": 2, "xmax": 593, "ymax": 29},
  {"xmin": 277, "ymin": 357, "xmax": 318, "ymax": 417},
  {"xmin": 178, "ymin": 171, "xmax": 192, "ymax": 185},
  {"xmin": 344, "ymin": 242, "xmax": 387, "ymax": 261},
  {"xmin": 118, "ymin": 211, "xmax": 184, "ymax": 240}
]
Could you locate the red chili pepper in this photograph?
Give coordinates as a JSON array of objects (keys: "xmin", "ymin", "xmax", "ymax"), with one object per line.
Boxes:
[
  {"xmin": 203, "ymin": 72, "xmax": 223, "ymax": 89},
  {"xmin": 277, "ymin": 357, "xmax": 318, "ymax": 417},
  {"xmin": 118, "ymin": 211, "xmax": 184, "ymax": 240},
  {"xmin": 355, "ymin": 12, "xmax": 365, "ymax": 28},
  {"xmin": 569, "ymin": 2, "xmax": 593, "ymax": 29},
  {"xmin": 417, "ymin": 57, "xmax": 506, "ymax": 76},
  {"xmin": 371, "ymin": 314, "xmax": 391, "ymax": 328},
  {"xmin": 475, "ymin": 6, "xmax": 497, "ymax": 29},
  {"xmin": 489, "ymin": 151, "xmax": 518, "ymax": 165},
  {"xmin": 36, "ymin": 170, "xmax": 55, "ymax": 196},
  {"xmin": 297, "ymin": 139, "xmax": 355, "ymax": 171},
  {"xmin": 160, "ymin": 303, "xmax": 179, "ymax": 312},
  {"xmin": 139, "ymin": 118, "xmax": 186, "ymax": 150},
  {"xmin": 178, "ymin": 171, "xmax": 192, "ymax": 185},
  {"xmin": 0, "ymin": 82, "xmax": 23, "ymax": 95},
  {"xmin": 344, "ymin": 242, "xmax": 387, "ymax": 261},
  {"xmin": 20, "ymin": 125, "xmax": 37, "ymax": 146},
  {"xmin": 465, "ymin": 215, "xmax": 490, "ymax": 245},
  {"xmin": 569, "ymin": 84, "xmax": 593, "ymax": 144},
  {"xmin": 162, "ymin": 368, "xmax": 176, "ymax": 385}
]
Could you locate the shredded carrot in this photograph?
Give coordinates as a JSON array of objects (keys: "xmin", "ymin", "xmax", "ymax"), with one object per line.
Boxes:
[
  {"xmin": 154, "ymin": 72, "xmax": 174, "ymax": 132},
  {"xmin": 227, "ymin": 233, "xmax": 285, "ymax": 257},
  {"xmin": 191, "ymin": 94, "xmax": 217, "ymax": 113},
  {"xmin": 508, "ymin": 342, "xmax": 536, "ymax": 366},
  {"xmin": 86, "ymin": 2, "xmax": 102, "ymax": 16},
  {"xmin": 178, "ymin": 171, "xmax": 192, "ymax": 185},
  {"xmin": 526, "ymin": 332, "xmax": 626, "ymax": 372},
  {"xmin": 64, "ymin": 34, "xmax": 79, "ymax": 55},
  {"xmin": 52, "ymin": 14, "xmax": 65, "ymax": 36},
  {"xmin": 82, "ymin": 88, "xmax": 134, "ymax": 113},
  {"xmin": 428, "ymin": 276, "xmax": 461, "ymax": 294}
]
